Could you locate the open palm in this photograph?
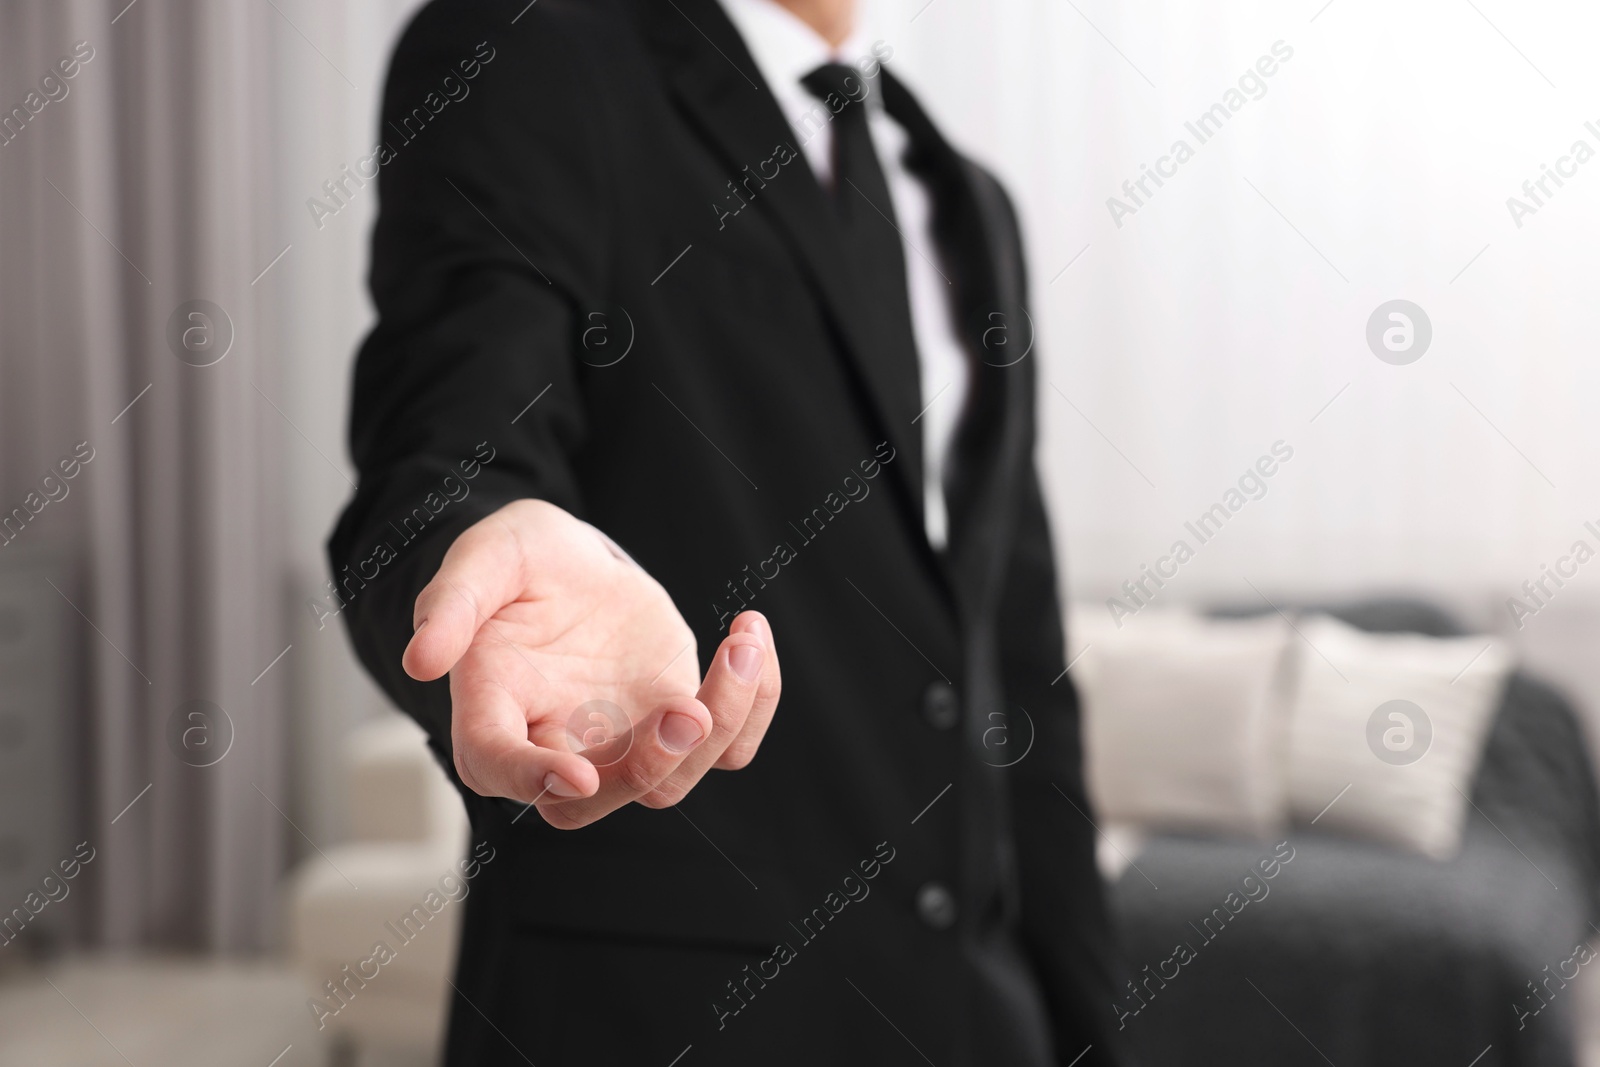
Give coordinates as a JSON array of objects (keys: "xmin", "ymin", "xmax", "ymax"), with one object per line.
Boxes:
[{"xmin": 403, "ymin": 500, "xmax": 779, "ymax": 829}]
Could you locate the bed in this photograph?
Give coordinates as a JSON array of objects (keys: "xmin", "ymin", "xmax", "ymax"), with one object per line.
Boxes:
[{"xmin": 1107, "ymin": 600, "xmax": 1600, "ymax": 1066}]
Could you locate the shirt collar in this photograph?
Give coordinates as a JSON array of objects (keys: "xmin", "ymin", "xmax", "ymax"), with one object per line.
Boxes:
[{"xmin": 720, "ymin": 0, "xmax": 879, "ymax": 102}]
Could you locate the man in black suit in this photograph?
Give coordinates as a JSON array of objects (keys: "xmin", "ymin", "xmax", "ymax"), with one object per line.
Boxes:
[{"xmin": 331, "ymin": 0, "xmax": 1127, "ymax": 1063}]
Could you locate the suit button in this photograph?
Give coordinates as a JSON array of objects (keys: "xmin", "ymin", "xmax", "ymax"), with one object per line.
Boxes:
[
  {"xmin": 915, "ymin": 882, "xmax": 957, "ymax": 930},
  {"xmin": 921, "ymin": 682, "xmax": 959, "ymax": 730}
]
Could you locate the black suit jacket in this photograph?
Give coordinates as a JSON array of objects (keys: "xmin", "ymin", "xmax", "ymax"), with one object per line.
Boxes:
[{"xmin": 330, "ymin": 1, "xmax": 1126, "ymax": 1064}]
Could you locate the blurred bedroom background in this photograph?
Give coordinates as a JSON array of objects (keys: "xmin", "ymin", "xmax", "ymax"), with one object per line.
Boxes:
[{"xmin": 1, "ymin": 0, "xmax": 1597, "ymax": 1064}]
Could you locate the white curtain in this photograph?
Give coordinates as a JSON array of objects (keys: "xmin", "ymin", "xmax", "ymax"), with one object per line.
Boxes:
[
  {"xmin": 0, "ymin": 0, "xmax": 422, "ymax": 951},
  {"xmin": 2, "ymin": 0, "xmax": 287, "ymax": 949}
]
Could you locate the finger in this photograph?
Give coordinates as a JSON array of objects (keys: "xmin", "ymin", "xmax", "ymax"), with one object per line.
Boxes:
[
  {"xmin": 640, "ymin": 629, "xmax": 765, "ymax": 807},
  {"xmin": 403, "ymin": 514, "xmax": 525, "ymax": 682},
  {"xmin": 534, "ymin": 697, "xmax": 713, "ymax": 830},
  {"xmin": 714, "ymin": 611, "xmax": 781, "ymax": 770},
  {"xmin": 450, "ymin": 677, "xmax": 600, "ymax": 803}
]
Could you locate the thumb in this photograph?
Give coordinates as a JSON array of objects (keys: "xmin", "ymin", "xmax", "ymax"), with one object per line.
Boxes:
[{"xmin": 403, "ymin": 512, "xmax": 526, "ymax": 681}]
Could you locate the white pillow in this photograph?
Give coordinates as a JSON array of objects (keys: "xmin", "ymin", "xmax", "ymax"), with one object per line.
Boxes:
[
  {"xmin": 1077, "ymin": 609, "xmax": 1292, "ymax": 839},
  {"xmin": 1284, "ymin": 614, "xmax": 1512, "ymax": 859}
]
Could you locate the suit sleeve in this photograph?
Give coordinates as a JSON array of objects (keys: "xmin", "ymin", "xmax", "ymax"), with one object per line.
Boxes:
[
  {"xmin": 327, "ymin": 2, "xmax": 612, "ymax": 753},
  {"xmin": 986, "ymin": 190, "xmax": 1134, "ymax": 1065}
]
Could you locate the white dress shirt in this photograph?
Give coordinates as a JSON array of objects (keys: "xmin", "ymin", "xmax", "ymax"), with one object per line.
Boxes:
[{"xmin": 718, "ymin": 0, "xmax": 972, "ymax": 549}]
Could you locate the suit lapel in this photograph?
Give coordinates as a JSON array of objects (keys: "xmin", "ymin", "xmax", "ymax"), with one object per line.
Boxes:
[
  {"xmin": 948, "ymin": 157, "xmax": 1031, "ymax": 617},
  {"xmin": 880, "ymin": 70, "xmax": 1024, "ymax": 615},
  {"xmin": 631, "ymin": 0, "xmax": 926, "ymax": 527}
]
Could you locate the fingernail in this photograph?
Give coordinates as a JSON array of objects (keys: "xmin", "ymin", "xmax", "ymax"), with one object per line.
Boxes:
[
  {"xmin": 543, "ymin": 772, "xmax": 584, "ymax": 798},
  {"xmin": 414, "ymin": 617, "xmax": 428, "ymax": 634},
  {"xmin": 748, "ymin": 615, "xmax": 769, "ymax": 643},
  {"xmin": 729, "ymin": 643, "xmax": 763, "ymax": 682},
  {"xmin": 659, "ymin": 712, "xmax": 706, "ymax": 754}
]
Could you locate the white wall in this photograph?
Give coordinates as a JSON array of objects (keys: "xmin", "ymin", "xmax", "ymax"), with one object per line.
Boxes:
[{"xmin": 879, "ymin": 0, "xmax": 1600, "ymax": 600}]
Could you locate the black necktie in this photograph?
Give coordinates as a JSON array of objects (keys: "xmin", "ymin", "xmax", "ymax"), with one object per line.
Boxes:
[{"xmin": 800, "ymin": 63, "xmax": 924, "ymax": 449}]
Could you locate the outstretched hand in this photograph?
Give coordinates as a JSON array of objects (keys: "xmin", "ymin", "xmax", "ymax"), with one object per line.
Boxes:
[{"xmin": 403, "ymin": 499, "xmax": 781, "ymax": 829}]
